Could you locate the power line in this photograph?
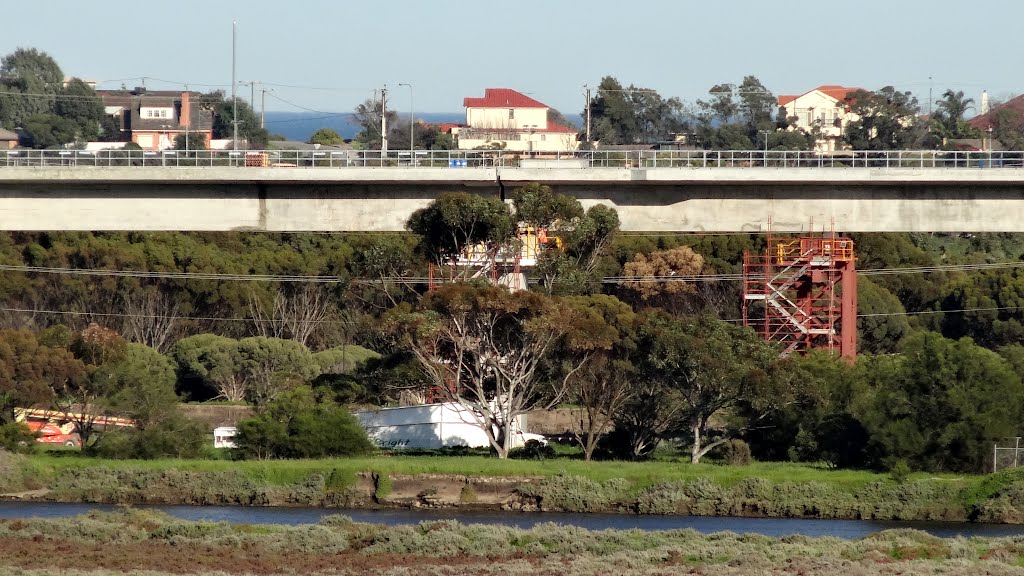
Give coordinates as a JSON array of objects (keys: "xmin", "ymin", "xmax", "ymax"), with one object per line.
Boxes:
[
  {"xmin": 0, "ymin": 305, "xmax": 349, "ymax": 326},
  {"xmin": 0, "ymin": 258, "xmax": 1022, "ymax": 286},
  {"xmin": 0, "ymin": 264, "xmax": 350, "ymax": 283},
  {"xmin": 2, "ymin": 302, "xmax": 1019, "ymax": 329},
  {"xmin": 0, "ymin": 90, "xmax": 120, "ymax": 102},
  {"xmin": 262, "ymin": 92, "xmax": 358, "ymax": 123}
]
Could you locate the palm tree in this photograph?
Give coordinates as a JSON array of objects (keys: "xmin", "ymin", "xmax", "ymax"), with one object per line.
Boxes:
[{"xmin": 933, "ymin": 89, "xmax": 980, "ymax": 139}]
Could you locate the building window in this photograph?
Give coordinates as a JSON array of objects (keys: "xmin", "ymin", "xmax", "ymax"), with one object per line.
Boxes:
[{"xmin": 508, "ymin": 109, "xmax": 515, "ymax": 120}]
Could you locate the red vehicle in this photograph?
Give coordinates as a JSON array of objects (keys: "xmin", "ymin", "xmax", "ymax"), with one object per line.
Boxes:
[
  {"xmin": 15, "ymin": 408, "xmax": 134, "ymax": 448},
  {"xmin": 23, "ymin": 420, "xmax": 80, "ymax": 448}
]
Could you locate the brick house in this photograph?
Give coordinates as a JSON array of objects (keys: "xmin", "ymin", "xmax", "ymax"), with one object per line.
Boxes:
[{"xmin": 97, "ymin": 88, "xmax": 214, "ymax": 150}]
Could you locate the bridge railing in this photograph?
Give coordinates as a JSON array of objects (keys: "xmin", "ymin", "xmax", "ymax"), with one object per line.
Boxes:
[{"xmin": 0, "ymin": 148, "xmax": 1021, "ymax": 169}]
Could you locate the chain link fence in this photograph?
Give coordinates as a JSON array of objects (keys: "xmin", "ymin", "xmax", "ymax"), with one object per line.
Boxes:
[{"xmin": 993, "ymin": 438, "xmax": 1024, "ymax": 472}]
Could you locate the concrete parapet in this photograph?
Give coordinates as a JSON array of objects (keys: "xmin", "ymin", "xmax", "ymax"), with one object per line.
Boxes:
[{"xmin": 1, "ymin": 167, "xmax": 1024, "ymax": 232}]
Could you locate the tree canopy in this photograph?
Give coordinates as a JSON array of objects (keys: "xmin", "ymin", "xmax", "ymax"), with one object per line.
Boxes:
[
  {"xmin": 844, "ymin": 87, "xmax": 922, "ymax": 150},
  {"xmin": 931, "ymin": 89, "xmax": 981, "ymax": 142},
  {"xmin": 637, "ymin": 314, "xmax": 782, "ymax": 463},
  {"xmin": 0, "ymin": 48, "xmax": 63, "ymax": 129},
  {"xmin": 694, "ymin": 76, "xmax": 812, "ymax": 150},
  {"xmin": 205, "ymin": 91, "xmax": 269, "ymax": 148},
  {"xmin": 406, "ymin": 191, "xmax": 515, "ymax": 271},
  {"xmin": 585, "ymin": 76, "xmax": 685, "ymax": 145},
  {"xmin": 858, "ymin": 332, "xmax": 1024, "ymax": 473},
  {"xmin": 308, "ymin": 128, "xmax": 344, "ymax": 146}
]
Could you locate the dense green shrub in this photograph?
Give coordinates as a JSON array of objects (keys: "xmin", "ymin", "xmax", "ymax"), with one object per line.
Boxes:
[
  {"xmin": 92, "ymin": 413, "xmax": 207, "ymax": 460},
  {"xmin": 518, "ymin": 475, "xmax": 631, "ymax": 513},
  {"xmin": 48, "ymin": 467, "xmax": 272, "ymax": 506},
  {"xmin": 720, "ymin": 439, "xmax": 751, "ymax": 465},
  {"xmin": 0, "ymin": 422, "xmax": 36, "ymax": 453},
  {"xmin": 0, "ymin": 449, "xmax": 41, "ymax": 493},
  {"xmin": 508, "ymin": 440, "xmax": 556, "ymax": 460},
  {"xmin": 233, "ymin": 387, "xmax": 373, "ymax": 459}
]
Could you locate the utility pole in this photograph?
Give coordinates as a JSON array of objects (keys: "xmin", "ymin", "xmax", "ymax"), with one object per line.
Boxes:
[
  {"xmin": 261, "ymin": 88, "xmax": 270, "ymax": 129},
  {"xmin": 380, "ymin": 84, "xmax": 388, "ymax": 154},
  {"xmin": 240, "ymin": 80, "xmax": 259, "ymax": 110},
  {"xmin": 583, "ymin": 84, "xmax": 592, "ymax": 145},
  {"xmin": 184, "ymin": 83, "xmax": 190, "ymax": 154},
  {"xmin": 928, "ymin": 76, "xmax": 933, "ymax": 118},
  {"xmin": 231, "ymin": 21, "xmax": 238, "ymax": 150}
]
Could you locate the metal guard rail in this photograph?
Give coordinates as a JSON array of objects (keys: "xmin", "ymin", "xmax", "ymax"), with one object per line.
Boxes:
[{"xmin": 1, "ymin": 148, "xmax": 1022, "ymax": 169}]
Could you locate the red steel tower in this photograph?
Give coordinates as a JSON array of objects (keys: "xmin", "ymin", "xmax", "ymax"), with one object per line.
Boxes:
[{"xmin": 742, "ymin": 235, "xmax": 857, "ymax": 360}]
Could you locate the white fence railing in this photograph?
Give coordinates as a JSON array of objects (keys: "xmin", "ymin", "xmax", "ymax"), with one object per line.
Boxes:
[{"xmin": 1, "ymin": 148, "xmax": 1022, "ymax": 169}]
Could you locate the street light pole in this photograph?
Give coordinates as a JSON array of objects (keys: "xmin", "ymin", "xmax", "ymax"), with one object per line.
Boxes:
[
  {"xmin": 231, "ymin": 21, "xmax": 238, "ymax": 150},
  {"xmin": 260, "ymin": 88, "xmax": 272, "ymax": 130},
  {"xmin": 398, "ymin": 83, "xmax": 413, "ymax": 159},
  {"xmin": 184, "ymin": 83, "xmax": 189, "ymax": 155},
  {"xmin": 760, "ymin": 130, "xmax": 770, "ymax": 167},
  {"xmin": 583, "ymin": 84, "xmax": 592, "ymax": 145},
  {"xmin": 380, "ymin": 84, "xmax": 388, "ymax": 154}
]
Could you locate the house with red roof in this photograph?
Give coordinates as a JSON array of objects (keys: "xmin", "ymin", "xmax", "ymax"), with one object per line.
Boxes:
[
  {"xmin": 96, "ymin": 87, "xmax": 214, "ymax": 151},
  {"xmin": 454, "ymin": 88, "xmax": 578, "ymax": 152},
  {"xmin": 967, "ymin": 93, "xmax": 1024, "ymax": 150},
  {"xmin": 777, "ymin": 85, "xmax": 862, "ymax": 152}
]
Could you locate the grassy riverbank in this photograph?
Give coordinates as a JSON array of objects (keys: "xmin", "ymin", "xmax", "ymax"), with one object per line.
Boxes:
[
  {"xmin": 25, "ymin": 452, "xmax": 895, "ymax": 489},
  {"xmin": 8, "ymin": 451, "xmax": 1024, "ymax": 523},
  {"xmin": 2, "ymin": 509, "xmax": 1024, "ymax": 575}
]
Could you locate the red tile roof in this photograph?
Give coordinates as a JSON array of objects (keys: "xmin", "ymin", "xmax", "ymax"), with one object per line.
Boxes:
[
  {"xmin": 538, "ymin": 121, "xmax": 576, "ymax": 134},
  {"xmin": 777, "ymin": 85, "xmax": 862, "ymax": 106},
  {"xmin": 968, "ymin": 94, "xmax": 1024, "ymax": 131},
  {"xmin": 463, "ymin": 88, "xmax": 549, "ymax": 109},
  {"xmin": 432, "ymin": 123, "xmax": 464, "ymax": 133}
]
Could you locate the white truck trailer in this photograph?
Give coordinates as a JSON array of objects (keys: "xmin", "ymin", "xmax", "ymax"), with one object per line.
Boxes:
[{"xmin": 353, "ymin": 402, "xmax": 539, "ymax": 450}]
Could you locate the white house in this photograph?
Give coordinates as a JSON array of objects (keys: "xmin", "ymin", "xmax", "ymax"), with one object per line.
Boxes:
[
  {"xmin": 454, "ymin": 88, "xmax": 578, "ymax": 152},
  {"xmin": 777, "ymin": 85, "xmax": 863, "ymax": 152}
]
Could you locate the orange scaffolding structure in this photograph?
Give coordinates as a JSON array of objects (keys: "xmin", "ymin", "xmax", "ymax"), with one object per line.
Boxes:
[{"xmin": 742, "ymin": 234, "xmax": 857, "ymax": 360}]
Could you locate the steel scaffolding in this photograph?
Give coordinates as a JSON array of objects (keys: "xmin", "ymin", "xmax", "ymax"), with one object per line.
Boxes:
[{"xmin": 742, "ymin": 235, "xmax": 857, "ymax": 360}]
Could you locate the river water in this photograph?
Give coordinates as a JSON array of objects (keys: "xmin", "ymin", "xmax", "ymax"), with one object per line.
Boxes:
[{"xmin": 2, "ymin": 501, "xmax": 1024, "ymax": 539}]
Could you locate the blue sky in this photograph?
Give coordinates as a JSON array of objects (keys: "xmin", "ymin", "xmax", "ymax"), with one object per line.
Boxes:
[{"xmin": 2, "ymin": 0, "xmax": 1018, "ymax": 115}]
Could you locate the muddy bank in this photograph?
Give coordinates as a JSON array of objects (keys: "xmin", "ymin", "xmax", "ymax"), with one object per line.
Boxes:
[{"xmin": 9, "ymin": 465, "xmax": 1024, "ymax": 524}]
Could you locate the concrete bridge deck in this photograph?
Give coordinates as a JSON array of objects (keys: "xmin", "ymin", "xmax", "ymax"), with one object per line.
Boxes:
[{"xmin": 1, "ymin": 166, "xmax": 1022, "ymax": 233}]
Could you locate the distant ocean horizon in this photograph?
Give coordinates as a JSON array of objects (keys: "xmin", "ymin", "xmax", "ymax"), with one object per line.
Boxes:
[{"xmin": 263, "ymin": 111, "xmax": 584, "ymax": 142}]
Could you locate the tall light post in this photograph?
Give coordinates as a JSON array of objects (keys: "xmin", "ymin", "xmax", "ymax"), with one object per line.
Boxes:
[
  {"xmin": 760, "ymin": 130, "xmax": 770, "ymax": 167},
  {"xmin": 398, "ymin": 82, "xmax": 413, "ymax": 161},
  {"xmin": 184, "ymin": 83, "xmax": 190, "ymax": 156},
  {"xmin": 582, "ymin": 84, "xmax": 592, "ymax": 145},
  {"xmin": 380, "ymin": 85, "xmax": 388, "ymax": 154},
  {"xmin": 231, "ymin": 21, "xmax": 238, "ymax": 150},
  {"xmin": 260, "ymin": 87, "xmax": 273, "ymax": 130}
]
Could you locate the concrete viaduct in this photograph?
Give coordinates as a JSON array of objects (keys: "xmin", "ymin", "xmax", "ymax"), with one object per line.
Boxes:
[{"xmin": 1, "ymin": 166, "xmax": 1023, "ymax": 232}]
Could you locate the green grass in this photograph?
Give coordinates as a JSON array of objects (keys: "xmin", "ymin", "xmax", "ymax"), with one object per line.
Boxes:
[
  {"xmin": 17, "ymin": 452, "xmax": 1014, "ymax": 521},
  {"xmin": 26, "ymin": 453, "xmax": 907, "ymax": 493}
]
